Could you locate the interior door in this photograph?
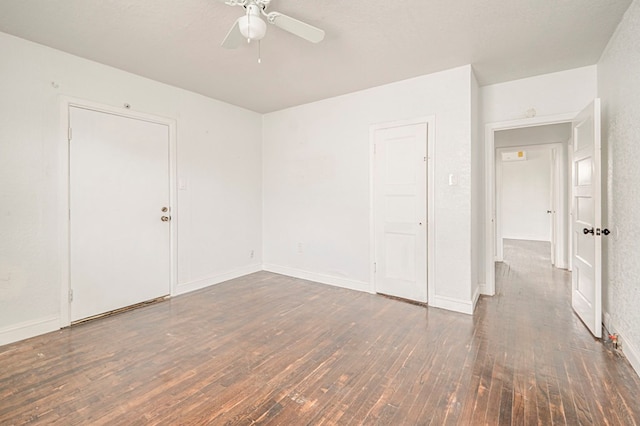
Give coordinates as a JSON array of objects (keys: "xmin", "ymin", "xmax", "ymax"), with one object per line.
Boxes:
[
  {"xmin": 550, "ymin": 148, "xmax": 557, "ymax": 265},
  {"xmin": 69, "ymin": 106, "xmax": 171, "ymax": 322},
  {"xmin": 374, "ymin": 122, "xmax": 427, "ymax": 302},
  {"xmin": 571, "ymin": 99, "xmax": 602, "ymax": 338}
]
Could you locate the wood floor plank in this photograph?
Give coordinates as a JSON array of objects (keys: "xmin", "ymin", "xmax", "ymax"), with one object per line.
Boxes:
[{"xmin": 1, "ymin": 240, "xmax": 640, "ymax": 425}]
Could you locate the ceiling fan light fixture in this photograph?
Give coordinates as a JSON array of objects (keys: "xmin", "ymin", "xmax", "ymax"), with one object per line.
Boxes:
[{"xmin": 238, "ymin": 9, "xmax": 266, "ymax": 41}]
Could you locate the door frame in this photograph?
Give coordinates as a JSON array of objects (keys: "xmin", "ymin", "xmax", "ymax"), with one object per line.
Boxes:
[
  {"xmin": 58, "ymin": 97, "xmax": 178, "ymax": 327},
  {"xmin": 495, "ymin": 142, "xmax": 566, "ymax": 266},
  {"xmin": 484, "ymin": 112, "xmax": 576, "ymax": 295},
  {"xmin": 369, "ymin": 116, "xmax": 436, "ymax": 303}
]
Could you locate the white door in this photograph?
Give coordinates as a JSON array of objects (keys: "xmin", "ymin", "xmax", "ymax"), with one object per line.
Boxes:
[
  {"xmin": 571, "ymin": 99, "xmax": 602, "ymax": 338},
  {"xmin": 550, "ymin": 148, "xmax": 557, "ymax": 265},
  {"xmin": 374, "ymin": 123, "xmax": 427, "ymax": 302},
  {"xmin": 69, "ymin": 106, "xmax": 171, "ymax": 322}
]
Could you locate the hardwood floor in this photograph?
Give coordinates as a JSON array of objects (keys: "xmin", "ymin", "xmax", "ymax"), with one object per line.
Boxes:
[{"xmin": 1, "ymin": 239, "xmax": 639, "ymax": 425}]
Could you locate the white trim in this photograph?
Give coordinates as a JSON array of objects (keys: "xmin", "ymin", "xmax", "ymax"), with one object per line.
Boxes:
[
  {"xmin": 624, "ymin": 338, "xmax": 640, "ymax": 379},
  {"xmin": 263, "ymin": 264, "xmax": 371, "ymax": 293},
  {"xmin": 431, "ymin": 294, "xmax": 475, "ymax": 315},
  {"xmin": 58, "ymin": 97, "xmax": 178, "ymax": 327},
  {"xmin": 176, "ymin": 264, "xmax": 262, "ymax": 295},
  {"xmin": 484, "ymin": 112, "xmax": 577, "ymax": 296},
  {"xmin": 369, "ymin": 116, "xmax": 436, "ymax": 304},
  {"xmin": 472, "ymin": 285, "xmax": 480, "ymax": 311},
  {"xmin": 603, "ymin": 312, "xmax": 640, "ymax": 378},
  {"xmin": 0, "ymin": 316, "xmax": 59, "ymax": 347}
]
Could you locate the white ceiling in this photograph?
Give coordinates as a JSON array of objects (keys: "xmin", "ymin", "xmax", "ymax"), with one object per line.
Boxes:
[{"xmin": 0, "ymin": 0, "xmax": 631, "ymax": 113}]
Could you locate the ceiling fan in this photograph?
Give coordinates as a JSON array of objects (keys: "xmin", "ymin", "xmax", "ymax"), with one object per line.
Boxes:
[{"xmin": 218, "ymin": 0, "xmax": 325, "ymax": 49}]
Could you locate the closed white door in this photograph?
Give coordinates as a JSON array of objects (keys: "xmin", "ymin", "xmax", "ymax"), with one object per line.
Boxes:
[
  {"xmin": 69, "ymin": 106, "xmax": 171, "ymax": 322},
  {"xmin": 374, "ymin": 123, "xmax": 427, "ymax": 302},
  {"xmin": 571, "ymin": 99, "xmax": 602, "ymax": 338}
]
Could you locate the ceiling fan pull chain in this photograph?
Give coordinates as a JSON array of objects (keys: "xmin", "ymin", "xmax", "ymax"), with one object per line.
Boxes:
[{"xmin": 247, "ymin": 10, "xmax": 251, "ymax": 43}]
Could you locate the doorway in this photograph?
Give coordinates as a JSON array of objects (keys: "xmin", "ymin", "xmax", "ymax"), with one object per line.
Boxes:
[
  {"xmin": 483, "ymin": 112, "xmax": 576, "ymax": 297},
  {"xmin": 494, "ymin": 123, "xmax": 571, "ymax": 269},
  {"xmin": 59, "ymin": 99, "xmax": 178, "ymax": 326},
  {"xmin": 484, "ymin": 101, "xmax": 603, "ymax": 338}
]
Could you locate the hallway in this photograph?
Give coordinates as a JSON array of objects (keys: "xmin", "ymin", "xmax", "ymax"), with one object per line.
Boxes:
[{"xmin": 0, "ymin": 240, "xmax": 639, "ymax": 424}]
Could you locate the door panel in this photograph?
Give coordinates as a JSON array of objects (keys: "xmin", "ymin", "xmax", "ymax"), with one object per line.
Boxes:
[
  {"xmin": 69, "ymin": 107, "xmax": 171, "ymax": 322},
  {"xmin": 374, "ymin": 123, "xmax": 427, "ymax": 302},
  {"xmin": 571, "ymin": 99, "xmax": 601, "ymax": 338}
]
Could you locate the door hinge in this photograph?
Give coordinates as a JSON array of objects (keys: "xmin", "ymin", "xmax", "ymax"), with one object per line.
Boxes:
[
  {"xmin": 68, "ymin": 289, "xmax": 74, "ymax": 303},
  {"xmin": 374, "ymin": 262, "xmax": 377, "ymax": 273},
  {"xmin": 424, "ymin": 156, "xmax": 427, "ymax": 162},
  {"xmin": 596, "ymin": 228, "xmax": 601, "ymax": 236},
  {"xmin": 68, "ymin": 127, "xmax": 72, "ymax": 141}
]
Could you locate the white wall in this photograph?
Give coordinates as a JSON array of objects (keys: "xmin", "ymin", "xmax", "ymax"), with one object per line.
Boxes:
[
  {"xmin": 598, "ymin": 0, "xmax": 640, "ymax": 376},
  {"xmin": 482, "ymin": 66, "xmax": 598, "ymax": 124},
  {"xmin": 263, "ymin": 66, "xmax": 476, "ymax": 313},
  {"xmin": 0, "ymin": 32, "xmax": 263, "ymax": 345},
  {"xmin": 497, "ymin": 146, "xmax": 552, "ymax": 241}
]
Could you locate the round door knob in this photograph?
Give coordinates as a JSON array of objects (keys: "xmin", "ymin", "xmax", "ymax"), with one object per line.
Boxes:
[
  {"xmin": 583, "ymin": 227, "xmax": 594, "ymax": 235},
  {"xmin": 161, "ymin": 216, "xmax": 170, "ymax": 222},
  {"xmin": 602, "ymin": 228, "xmax": 610, "ymax": 236}
]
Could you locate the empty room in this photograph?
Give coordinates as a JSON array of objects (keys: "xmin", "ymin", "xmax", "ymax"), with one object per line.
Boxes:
[{"xmin": 1, "ymin": 0, "xmax": 639, "ymax": 424}]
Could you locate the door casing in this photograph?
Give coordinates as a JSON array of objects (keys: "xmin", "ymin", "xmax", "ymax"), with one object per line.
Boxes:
[
  {"xmin": 484, "ymin": 112, "xmax": 577, "ymax": 295},
  {"xmin": 58, "ymin": 97, "xmax": 178, "ymax": 327}
]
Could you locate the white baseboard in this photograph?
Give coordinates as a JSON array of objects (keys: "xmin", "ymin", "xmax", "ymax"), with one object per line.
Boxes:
[
  {"xmin": 624, "ymin": 336, "xmax": 640, "ymax": 379},
  {"xmin": 175, "ymin": 263, "xmax": 262, "ymax": 296},
  {"xmin": 0, "ymin": 316, "xmax": 59, "ymax": 347},
  {"xmin": 603, "ymin": 311, "xmax": 640, "ymax": 378},
  {"xmin": 430, "ymin": 294, "xmax": 474, "ymax": 315},
  {"xmin": 262, "ymin": 264, "xmax": 372, "ymax": 294},
  {"xmin": 479, "ymin": 282, "xmax": 493, "ymax": 296},
  {"xmin": 472, "ymin": 286, "xmax": 480, "ymax": 311}
]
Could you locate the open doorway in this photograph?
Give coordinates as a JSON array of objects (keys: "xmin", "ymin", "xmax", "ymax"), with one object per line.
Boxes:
[
  {"xmin": 484, "ymin": 101, "xmax": 603, "ymax": 338},
  {"xmin": 494, "ymin": 123, "xmax": 572, "ymax": 269},
  {"xmin": 483, "ymin": 112, "xmax": 577, "ymax": 296}
]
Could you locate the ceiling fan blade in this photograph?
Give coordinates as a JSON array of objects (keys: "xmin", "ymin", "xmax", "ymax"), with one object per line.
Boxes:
[
  {"xmin": 268, "ymin": 12, "xmax": 325, "ymax": 43},
  {"xmin": 222, "ymin": 18, "xmax": 244, "ymax": 49},
  {"xmin": 217, "ymin": 0, "xmax": 247, "ymax": 5}
]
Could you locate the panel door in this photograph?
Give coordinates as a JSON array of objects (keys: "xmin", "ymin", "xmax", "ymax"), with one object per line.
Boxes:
[
  {"xmin": 571, "ymin": 99, "xmax": 602, "ymax": 338},
  {"xmin": 69, "ymin": 106, "xmax": 171, "ymax": 322},
  {"xmin": 374, "ymin": 123, "xmax": 428, "ymax": 302}
]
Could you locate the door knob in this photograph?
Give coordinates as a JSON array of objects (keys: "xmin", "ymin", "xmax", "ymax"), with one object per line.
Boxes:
[
  {"xmin": 161, "ymin": 216, "xmax": 170, "ymax": 222},
  {"xmin": 583, "ymin": 227, "xmax": 594, "ymax": 235},
  {"xmin": 602, "ymin": 228, "xmax": 610, "ymax": 236}
]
